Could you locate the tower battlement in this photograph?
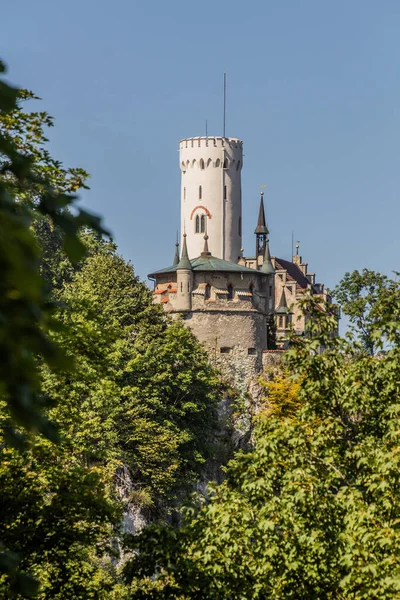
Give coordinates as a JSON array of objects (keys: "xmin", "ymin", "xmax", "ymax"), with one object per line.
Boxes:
[{"xmin": 180, "ymin": 136, "xmax": 243, "ymax": 150}]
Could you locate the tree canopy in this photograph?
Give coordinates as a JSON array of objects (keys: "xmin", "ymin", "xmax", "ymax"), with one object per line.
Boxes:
[{"xmin": 125, "ymin": 292, "xmax": 400, "ymax": 599}]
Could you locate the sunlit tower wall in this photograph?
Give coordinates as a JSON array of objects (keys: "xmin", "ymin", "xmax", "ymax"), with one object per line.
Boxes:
[{"xmin": 179, "ymin": 137, "xmax": 243, "ymax": 263}]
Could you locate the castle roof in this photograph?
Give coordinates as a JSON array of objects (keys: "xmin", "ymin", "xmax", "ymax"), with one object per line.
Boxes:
[
  {"xmin": 149, "ymin": 254, "xmax": 262, "ymax": 278},
  {"xmin": 274, "ymin": 257, "xmax": 309, "ymax": 290}
]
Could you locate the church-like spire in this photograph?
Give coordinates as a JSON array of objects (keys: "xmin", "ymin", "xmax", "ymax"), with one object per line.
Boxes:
[
  {"xmin": 260, "ymin": 235, "xmax": 275, "ymax": 275},
  {"xmin": 177, "ymin": 233, "xmax": 192, "ymax": 270},
  {"xmin": 254, "ymin": 191, "xmax": 269, "ymax": 235},
  {"xmin": 201, "ymin": 233, "xmax": 211, "ymax": 257},
  {"xmin": 173, "ymin": 234, "xmax": 180, "ymax": 265}
]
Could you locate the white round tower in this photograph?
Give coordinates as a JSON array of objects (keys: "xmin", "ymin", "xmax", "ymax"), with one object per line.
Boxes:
[{"xmin": 179, "ymin": 136, "xmax": 243, "ymax": 263}]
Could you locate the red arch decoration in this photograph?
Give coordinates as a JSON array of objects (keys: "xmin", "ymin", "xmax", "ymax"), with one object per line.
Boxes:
[{"xmin": 190, "ymin": 205, "xmax": 212, "ymax": 220}]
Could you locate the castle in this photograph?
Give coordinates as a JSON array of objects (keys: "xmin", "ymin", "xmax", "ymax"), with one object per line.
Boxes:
[{"xmin": 149, "ymin": 136, "xmax": 334, "ymax": 396}]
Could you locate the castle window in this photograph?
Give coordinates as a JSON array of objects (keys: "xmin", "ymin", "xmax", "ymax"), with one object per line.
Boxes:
[
  {"xmin": 278, "ymin": 316, "xmax": 284, "ymax": 328},
  {"xmin": 248, "ymin": 348, "xmax": 257, "ymax": 356},
  {"xmin": 199, "ymin": 185, "xmax": 202, "ymax": 199},
  {"xmin": 205, "ymin": 283, "xmax": 211, "ymax": 300},
  {"xmin": 223, "ymin": 158, "xmax": 228, "ymax": 169},
  {"xmin": 181, "ymin": 282, "xmax": 183, "ymax": 292},
  {"xmin": 207, "ymin": 158, "xmax": 212, "ymax": 167},
  {"xmin": 236, "ymin": 160, "xmax": 241, "ymax": 171},
  {"xmin": 249, "ymin": 283, "xmax": 254, "ymax": 295},
  {"xmin": 238, "ymin": 216, "xmax": 242, "ymax": 236},
  {"xmin": 215, "ymin": 158, "xmax": 220, "ymax": 167},
  {"xmin": 200, "ymin": 214, "xmax": 206, "ymax": 233},
  {"xmin": 195, "ymin": 215, "xmax": 200, "ymax": 233},
  {"xmin": 184, "ymin": 187, "xmax": 186, "ymax": 200},
  {"xmin": 199, "ymin": 159, "xmax": 204, "ymax": 169},
  {"xmin": 224, "ymin": 185, "xmax": 227, "ymax": 200},
  {"xmin": 227, "ymin": 284, "xmax": 233, "ymax": 300},
  {"xmin": 220, "ymin": 347, "xmax": 231, "ymax": 354}
]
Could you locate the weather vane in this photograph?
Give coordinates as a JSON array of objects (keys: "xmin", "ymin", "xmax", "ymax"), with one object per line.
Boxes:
[
  {"xmin": 261, "ymin": 183, "xmax": 266, "ymax": 196},
  {"xmin": 296, "ymin": 240, "xmax": 300, "ymax": 255}
]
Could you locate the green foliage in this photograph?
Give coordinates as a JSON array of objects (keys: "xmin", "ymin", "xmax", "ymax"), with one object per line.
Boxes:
[
  {"xmin": 0, "ymin": 61, "xmax": 107, "ymax": 441},
  {"xmin": 0, "ymin": 433, "xmax": 120, "ymax": 599},
  {"xmin": 333, "ymin": 269, "xmax": 390, "ymax": 355},
  {"xmin": 125, "ymin": 292, "xmax": 400, "ymax": 599},
  {"xmin": 45, "ymin": 248, "xmax": 221, "ymax": 511}
]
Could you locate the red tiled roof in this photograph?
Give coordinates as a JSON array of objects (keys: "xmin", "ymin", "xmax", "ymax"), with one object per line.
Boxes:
[{"xmin": 274, "ymin": 257, "xmax": 309, "ymax": 290}]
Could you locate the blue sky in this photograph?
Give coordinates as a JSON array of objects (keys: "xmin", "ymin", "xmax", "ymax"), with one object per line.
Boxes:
[{"xmin": 3, "ymin": 0, "xmax": 400, "ymax": 295}]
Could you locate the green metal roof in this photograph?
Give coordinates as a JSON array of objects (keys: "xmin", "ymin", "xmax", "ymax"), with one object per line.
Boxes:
[{"xmin": 149, "ymin": 254, "xmax": 263, "ymax": 278}]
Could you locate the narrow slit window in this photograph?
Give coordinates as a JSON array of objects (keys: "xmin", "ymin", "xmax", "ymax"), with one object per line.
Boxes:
[
  {"xmin": 199, "ymin": 185, "xmax": 202, "ymax": 199},
  {"xmin": 183, "ymin": 187, "xmax": 186, "ymax": 200},
  {"xmin": 227, "ymin": 284, "xmax": 233, "ymax": 300},
  {"xmin": 195, "ymin": 215, "xmax": 200, "ymax": 233},
  {"xmin": 224, "ymin": 185, "xmax": 227, "ymax": 200}
]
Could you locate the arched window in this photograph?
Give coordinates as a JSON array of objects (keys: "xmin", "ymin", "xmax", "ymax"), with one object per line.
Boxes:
[
  {"xmin": 195, "ymin": 215, "xmax": 200, "ymax": 233},
  {"xmin": 223, "ymin": 158, "xmax": 228, "ymax": 169},
  {"xmin": 200, "ymin": 214, "xmax": 206, "ymax": 233},
  {"xmin": 192, "ymin": 159, "xmax": 197, "ymax": 168},
  {"xmin": 207, "ymin": 158, "xmax": 212, "ymax": 167},
  {"xmin": 215, "ymin": 158, "xmax": 220, "ymax": 168},
  {"xmin": 227, "ymin": 284, "xmax": 233, "ymax": 300},
  {"xmin": 205, "ymin": 283, "xmax": 211, "ymax": 300},
  {"xmin": 199, "ymin": 185, "xmax": 202, "ymax": 199},
  {"xmin": 199, "ymin": 159, "xmax": 204, "ymax": 169}
]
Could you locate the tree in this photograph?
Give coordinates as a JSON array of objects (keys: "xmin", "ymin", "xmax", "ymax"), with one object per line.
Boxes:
[
  {"xmin": 125, "ymin": 291, "xmax": 400, "ymax": 599},
  {"xmin": 0, "ymin": 59, "xmax": 108, "ymax": 595},
  {"xmin": 333, "ymin": 269, "xmax": 390, "ymax": 355},
  {"xmin": 47, "ymin": 247, "xmax": 222, "ymax": 512}
]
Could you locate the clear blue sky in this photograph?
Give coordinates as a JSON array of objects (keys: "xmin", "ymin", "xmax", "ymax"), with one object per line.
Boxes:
[{"xmin": 3, "ymin": 0, "xmax": 400, "ymax": 293}]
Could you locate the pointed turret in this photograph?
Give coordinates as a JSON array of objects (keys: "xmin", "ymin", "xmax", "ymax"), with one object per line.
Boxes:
[
  {"xmin": 176, "ymin": 232, "xmax": 193, "ymax": 312},
  {"xmin": 173, "ymin": 235, "xmax": 180, "ymax": 266},
  {"xmin": 254, "ymin": 192, "xmax": 269, "ymax": 235},
  {"xmin": 260, "ymin": 235, "xmax": 275, "ymax": 275},
  {"xmin": 177, "ymin": 233, "xmax": 192, "ymax": 270},
  {"xmin": 276, "ymin": 288, "xmax": 289, "ymax": 313}
]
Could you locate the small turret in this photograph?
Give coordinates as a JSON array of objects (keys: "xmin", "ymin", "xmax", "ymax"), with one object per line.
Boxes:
[
  {"xmin": 260, "ymin": 235, "xmax": 274, "ymax": 275},
  {"xmin": 176, "ymin": 233, "xmax": 193, "ymax": 312},
  {"xmin": 173, "ymin": 235, "xmax": 180, "ymax": 266},
  {"xmin": 276, "ymin": 288, "xmax": 289, "ymax": 314}
]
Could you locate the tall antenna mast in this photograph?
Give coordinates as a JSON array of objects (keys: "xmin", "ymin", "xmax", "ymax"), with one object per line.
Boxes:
[{"xmin": 223, "ymin": 72, "xmax": 226, "ymax": 138}]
